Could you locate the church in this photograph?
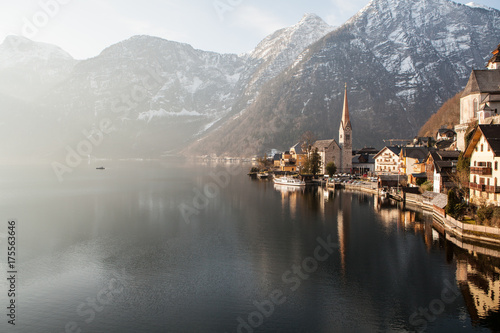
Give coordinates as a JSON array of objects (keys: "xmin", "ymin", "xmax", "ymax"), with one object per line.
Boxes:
[
  {"xmin": 456, "ymin": 43, "xmax": 500, "ymax": 151},
  {"xmin": 312, "ymin": 85, "xmax": 353, "ymax": 174}
]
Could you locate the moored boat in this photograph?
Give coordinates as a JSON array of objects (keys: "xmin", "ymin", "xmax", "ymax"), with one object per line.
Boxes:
[{"xmin": 273, "ymin": 176, "xmax": 306, "ymax": 186}]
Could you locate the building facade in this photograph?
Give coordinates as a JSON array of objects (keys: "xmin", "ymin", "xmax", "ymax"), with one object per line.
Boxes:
[
  {"xmin": 374, "ymin": 146, "xmax": 401, "ymax": 174},
  {"xmin": 456, "ymin": 44, "xmax": 500, "ymax": 151},
  {"xmin": 464, "ymin": 125, "xmax": 500, "ymax": 205}
]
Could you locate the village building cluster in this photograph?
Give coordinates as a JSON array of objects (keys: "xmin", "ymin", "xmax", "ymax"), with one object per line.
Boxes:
[{"xmin": 270, "ymin": 43, "xmax": 500, "ymax": 206}]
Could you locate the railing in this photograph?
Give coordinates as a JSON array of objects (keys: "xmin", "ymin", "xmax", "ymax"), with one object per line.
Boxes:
[
  {"xmin": 470, "ymin": 166, "xmax": 492, "ymax": 175},
  {"xmin": 469, "ymin": 183, "xmax": 500, "ymax": 193},
  {"xmin": 486, "ymin": 185, "xmax": 500, "ymax": 193},
  {"xmin": 469, "ymin": 183, "xmax": 486, "ymax": 191}
]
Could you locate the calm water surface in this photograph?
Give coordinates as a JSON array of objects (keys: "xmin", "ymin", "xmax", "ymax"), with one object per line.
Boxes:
[{"xmin": 0, "ymin": 160, "xmax": 498, "ymax": 333}]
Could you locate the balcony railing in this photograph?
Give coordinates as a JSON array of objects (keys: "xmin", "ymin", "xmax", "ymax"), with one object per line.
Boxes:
[
  {"xmin": 470, "ymin": 166, "xmax": 492, "ymax": 175},
  {"xmin": 469, "ymin": 183, "xmax": 486, "ymax": 191},
  {"xmin": 486, "ymin": 185, "xmax": 500, "ymax": 193}
]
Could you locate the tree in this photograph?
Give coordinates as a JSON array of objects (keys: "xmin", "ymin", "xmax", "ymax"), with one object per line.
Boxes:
[
  {"xmin": 299, "ymin": 131, "xmax": 318, "ymax": 175},
  {"xmin": 326, "ymin": 162, "xmax": 337, "ymax": 178},
  {"xmin": 257, "ymin": 156, "xmax": 272, "ymax": 170},
  {"xmin": 450, "ymin": 152, "xmax": 470, "ymax": 201},
  {"xmin": 300, "ymin": 131, "xmax": 316, "ymax": 154},
  {"xmin": 309, "ymin": 147, "xmax": 322, "ymax": 176}
]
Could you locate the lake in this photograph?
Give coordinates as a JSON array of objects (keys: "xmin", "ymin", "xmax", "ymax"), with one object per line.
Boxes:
[{"xmin": 0, "ymin": 159, "xmax": 498, "ymax": 332}]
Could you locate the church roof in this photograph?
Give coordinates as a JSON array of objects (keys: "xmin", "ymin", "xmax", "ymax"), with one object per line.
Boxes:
[
  {"xmin": 462, "ymin": 70, "xmax": 500, "ymax": 95},
  {"xmin": 313, "ymin": 139, "xmax": 340, "ymax": 151}
]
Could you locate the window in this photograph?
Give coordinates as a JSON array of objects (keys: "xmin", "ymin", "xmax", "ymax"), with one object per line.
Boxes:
[
  {"xmin": 474, "ymin": 161, "xmax": 477, "ymax": 167},
  {"xmin": 474, "ymin": 175, "xmax": 477, "ymax": 183},
  {"xmin": 481, "ymin": 144, "xmax": 484, "ymax": 152},
  {"xmin": 488, "ymin": 145, "xmax": 491, "ymax": 152},
  {"xmin": 495, "ymin": 161, "xmax": 498, "ymax": 171}
]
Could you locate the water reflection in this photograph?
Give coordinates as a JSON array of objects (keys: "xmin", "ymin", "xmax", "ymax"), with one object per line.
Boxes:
[
  {"xmin": 272, "ymin": 184, "xmax": 500, "ymax": 332},
  {"xmin": 397, "ymin": 205, "xmax": 500, "ymax": 332}
]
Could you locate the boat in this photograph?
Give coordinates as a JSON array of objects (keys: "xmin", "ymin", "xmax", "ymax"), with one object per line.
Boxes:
[
  {"xmin": 96, "ymin": 167, "xmax": 105, "ymax": 170},
  {"xmin": 257, "ymin": 172, "xmax": 269, "ymax": 179},
  {"xmin": 273, "ymin": 176, "xmax": 306, "ymax": 186}
]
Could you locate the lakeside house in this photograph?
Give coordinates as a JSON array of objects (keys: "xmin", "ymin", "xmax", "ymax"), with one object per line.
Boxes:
[
  {"xmin": 437, "ymin": 128, "xmax": 457, "ymax": 142},
  {"xmin": 456, "ymin": 43, "xmax": 500, "ymax": 151},
  {"xmin": 400, "ymin": 147, "xmax": 432, "ymax": 176},
  {"xmin": 425, "ymin": 150, "xmax": 460, "ymax": 194},
  {"xmin": 352, "ymin": 153, "xmax": 376, "ymax": 175},
  {"xmin": 374, "ymin": 146, "xmax": 401, "ymax": 174},
  {"xmin": 464, "ymin": 124, "xmax": 500, "ymax": 205}
]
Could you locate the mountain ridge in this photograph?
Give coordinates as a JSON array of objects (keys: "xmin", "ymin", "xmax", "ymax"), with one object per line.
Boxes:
[{"xmin": 0, "ymin": 0, "xmax": 499, "ymax": 160}]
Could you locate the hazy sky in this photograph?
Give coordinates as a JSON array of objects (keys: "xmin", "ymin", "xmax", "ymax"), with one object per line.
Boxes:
[{"xmin": 1, "ymin": 0, "xmax": 499, "ymax": 59}]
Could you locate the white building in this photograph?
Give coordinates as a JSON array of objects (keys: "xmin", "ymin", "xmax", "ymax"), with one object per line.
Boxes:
[
  {"xmin": 456, "ymin": 44, "xmax": 500, "ymax": 151},
  {"xmin": 374, "ymin": 146, "xmax": 401, "ymax": 174},
  {"xmin": 464, "ymin": 125, "xmax": 500, "ymax": 206}
]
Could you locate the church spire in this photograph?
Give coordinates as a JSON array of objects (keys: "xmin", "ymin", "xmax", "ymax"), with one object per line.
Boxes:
[{"xmin": 341, "ymin": 83, "xmax": 351, "ymax": 130}]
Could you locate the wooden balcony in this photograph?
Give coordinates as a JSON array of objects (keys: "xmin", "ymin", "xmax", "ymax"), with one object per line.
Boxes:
[
  {"xmin": 486, "ymin": 185, "xmax": 500, "ymax": 193},
  {"xmin": 469, "ymin": 183, "xmax": 500, "ymax": 193},
  {"xmin": 469, "ymin": 183, "xmax": 486, "ymax": 191},
  {"xmin": 470, "ymin": 166, "xmax": 492, "ymax": 175}
]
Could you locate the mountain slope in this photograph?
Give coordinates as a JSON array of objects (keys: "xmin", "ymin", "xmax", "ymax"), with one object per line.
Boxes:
[
  {"xmin": 418, "ymin": 91, "xmax": 462, "ymax": 137},
  {"xmin": 187, "ymin": 0, "xmax": 500, "ymax": 156},
  {"xmin": 0, "ymin": 36, "xmax": 77, "ymax": 101}
]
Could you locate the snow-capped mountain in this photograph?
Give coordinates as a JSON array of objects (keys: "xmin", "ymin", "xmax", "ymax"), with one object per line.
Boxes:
[
  {"xmin": 244, "ymin": 13, "xmax": 334, "ymax": 93},
  {"xmin": 187, "ymin": 0, "xmax": 500, "ymax": 156},
  {"xmin": 1, "ymin": 0, "xmax": 500, "ymax": 159}
]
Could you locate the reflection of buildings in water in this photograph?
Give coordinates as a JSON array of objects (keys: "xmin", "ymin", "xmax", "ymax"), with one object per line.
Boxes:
[
  {"xmin": 337, "ymin": 192, "xmax": 351, "ymax": 277},
  {"xmin": 373, "ymin": 197, "xmax": 401, "ymax": 232},
  {"xmin": 274, "ymin": 184, "xmax": 304, "ymax": 219},
  {"xmin": 455, "ymin": 254, "xmax": 500, "ymax": 327}
]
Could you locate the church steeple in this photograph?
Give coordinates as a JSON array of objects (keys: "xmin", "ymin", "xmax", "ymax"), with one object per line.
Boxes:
[
  {"xmin": 339, "ymin": 83, "xmax": 352, "ymax": 173},
  {"xmin": 341, "ymin": 83, "xmax": 351, "ymax": 130}
]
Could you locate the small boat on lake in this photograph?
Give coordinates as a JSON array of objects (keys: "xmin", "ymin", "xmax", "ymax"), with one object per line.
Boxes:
[
  {"xmin": 96, "ymin": 167, "xmax": 105, "ymax": 170},
  {"xmin": 273, "ymin": 176, "xmax": 306, "ymax": 186},
  {"xmin": 257, "ymin": 172, "xmax": 269, "ymax": 179}
]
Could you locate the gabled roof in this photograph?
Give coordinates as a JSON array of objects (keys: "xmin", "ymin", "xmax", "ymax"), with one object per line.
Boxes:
[
  {"xmin": 438, "ymin": 128, "xmax": 456, "ymax": 135},
  {"xmin": 462, "ymin": 70, "xmax": 500, "ymax": 95},
  {"xmin": 401, "ymin": 147, "xmax": 432, "ymax": 160},
  {"xmin": 436, "ymin": 150, "xmax": 460, "ymax": 160},
  {"xmin": 374, "ymin": 146, "xmax": 401, "ymax": 159},
  {"xmin": 313, "ymin": 139, "xmax": 339, "ymax": 151},
  {"xmin": 290, "ymin": 142, "xmax": 304, "ymax": 154},
  {"xmin": 464, "ymin": 124, "xmax": 500, "ymax": 158},
  {"xmin": 352, "ymin": 153, "xmax": 375, "ymax": 164}
]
